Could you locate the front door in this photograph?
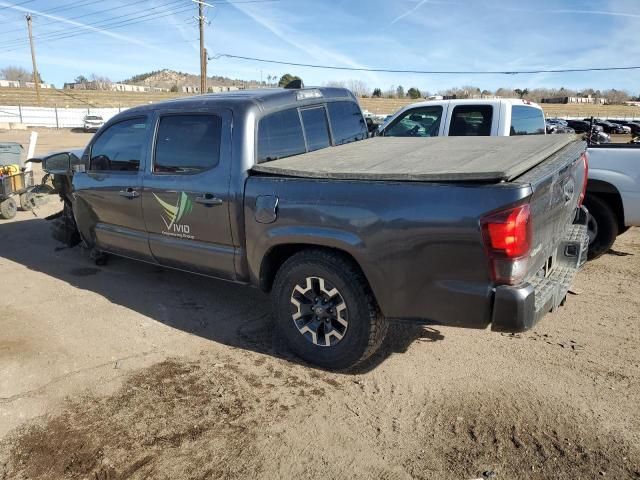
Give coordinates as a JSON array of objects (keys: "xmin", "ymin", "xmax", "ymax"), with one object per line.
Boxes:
[
  {"xmin": 141, "ymin": 109, "xmax": 236, "ymax": 279},
  {"xmin": 73, "ymin": 116, "xmax": 153, "ymax": 261}
]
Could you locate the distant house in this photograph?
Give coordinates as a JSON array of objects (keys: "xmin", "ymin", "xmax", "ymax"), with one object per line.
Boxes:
[
  {"xmin": 0, "ymin": 79, "xmax": 21, "ymax": 88},
  {"xmin": 207, "ymin": 86, "xmax": 241, "ymax": 93},
  {"xmin": 23, "ymin": 81, "xmax": 51, "ymax": 89},
  {"xmin": 181, "ymin": 85, "xmax": 200, "ymax": 93},
  {"xmin": 541, "ymin": 95, "xmax": 606, "ymax": 105}
]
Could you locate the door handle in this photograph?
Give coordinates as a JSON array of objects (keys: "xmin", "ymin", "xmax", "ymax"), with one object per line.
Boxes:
[
  {"xmin": 118, "ymin": 188, "xmax": 139, "ymax": 199},
  {"xmin": 195, "ymin": 194, "xmax": 223, "ymax": 206}
]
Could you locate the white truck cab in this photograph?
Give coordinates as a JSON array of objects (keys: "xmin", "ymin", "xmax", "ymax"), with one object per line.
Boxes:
[{"xmin": 379, "ymin": 98, "xmax": 546, "ymax": 138}]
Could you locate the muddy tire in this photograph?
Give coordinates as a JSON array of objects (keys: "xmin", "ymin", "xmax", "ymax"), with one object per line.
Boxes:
[
  {"xmin": 0, "ymin": 197, "xmax": 17, "ymax": 219},
  {"xmin": 272, "ymin": 249, "xmax": 388, "ymax": 370},
  {"xmin": 584, "ymin": 194, "xmax": 618, "ymax": 260}
]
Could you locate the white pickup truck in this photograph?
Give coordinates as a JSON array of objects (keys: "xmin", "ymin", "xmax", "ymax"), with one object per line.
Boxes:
[{"xmin": 379, "ymin": 98, "xmax": 640, "ymax": 258}]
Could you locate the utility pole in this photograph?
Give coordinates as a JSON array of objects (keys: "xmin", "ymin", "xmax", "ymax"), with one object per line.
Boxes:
[
  {"xmin": 198, "ymin": 1, "xmax": 206, "ymax": 94},
  {"xmin": 26, "ymin": 14, "xmax": 41, "ymax": 105}
]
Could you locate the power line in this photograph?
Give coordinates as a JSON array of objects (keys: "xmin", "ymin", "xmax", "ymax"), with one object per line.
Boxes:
[
  {"xmin": 210, "ymin": 53, "xmax": 640, "ymax": 75},
  {"xmin": 1, "ymin": 3, "xmax": 194, "ymax": 50},
  {"xmin": 0, "ymin": 0, "xmax": 106, "ymax": 36},
  {"xmin": 0, "ymin": 0, "xmax": 188, "ymax": 47},
  {"xmin": 0, "ymin": 0, "xmax": 35, "ymax": 12}
]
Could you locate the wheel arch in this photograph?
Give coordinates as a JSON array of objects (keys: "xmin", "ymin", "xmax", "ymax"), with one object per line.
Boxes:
[
  {"xmin": 586, "ymin": 179, "xmax": 625, "ymax": 232},
  {"xmin": 259, "ymin": 243, "xmax": 371, "ymax": 296}
]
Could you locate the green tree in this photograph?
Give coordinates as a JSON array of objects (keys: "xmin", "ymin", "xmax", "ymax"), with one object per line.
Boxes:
[
  {"xmin": 278, "ymin": 73, "xmax": 302, "ymax": 87},
  {"xmin": 170, "ymin": 84, "xmax": 178, "ymax": 92},
  {"xmin": 372, "ymin": 88, "xmax": 382, "ymax": 98},
  {"xmin": 396, "ymin": 85, "xmax": 405, "ymax": 98},
  {"xmin": 406, "ymin": 87, "xmax": 422, "ymax": 99},
  {"xmin": 74, "ymin": 75, "xmax": 88, "ymax": 84}
]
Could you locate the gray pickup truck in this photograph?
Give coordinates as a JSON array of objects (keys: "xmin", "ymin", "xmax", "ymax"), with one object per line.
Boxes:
[{"xmin": 44, "ymin": 87, "xmax": 589, "ymax": 369}]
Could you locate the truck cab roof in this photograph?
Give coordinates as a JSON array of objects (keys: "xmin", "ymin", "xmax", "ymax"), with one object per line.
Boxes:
[{"xmin": 120, "ymin": 87, "xmax": 357, "ymax": 118}]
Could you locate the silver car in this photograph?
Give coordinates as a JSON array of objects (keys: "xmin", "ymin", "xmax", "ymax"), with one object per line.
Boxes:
[{"xmin": 83, "ymin": 115, "xmax": 104, "ymax": 132}]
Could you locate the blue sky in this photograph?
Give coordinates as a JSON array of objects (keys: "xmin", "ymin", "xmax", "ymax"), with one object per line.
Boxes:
[{"xmin": 1, "ymin": 0, "xmax": 639, "ymax": 94}]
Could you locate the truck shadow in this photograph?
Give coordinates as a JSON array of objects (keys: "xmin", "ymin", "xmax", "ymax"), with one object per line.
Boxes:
[{"xmin": 0, "ymin": 216, "xmax": 444, "ymax": 373}]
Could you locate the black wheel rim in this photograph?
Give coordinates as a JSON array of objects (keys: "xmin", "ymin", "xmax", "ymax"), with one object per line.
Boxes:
[{"xmin": 290, "ymin": 276, "xmax": 348, "ymax": 347}]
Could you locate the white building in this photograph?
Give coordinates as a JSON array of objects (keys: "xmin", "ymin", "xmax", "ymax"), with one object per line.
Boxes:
[{"xmin": 0, "ymin": 79, "xmax": 21, "ymax": 88}]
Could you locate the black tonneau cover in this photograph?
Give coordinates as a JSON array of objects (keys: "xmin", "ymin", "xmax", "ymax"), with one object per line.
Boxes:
[{"xmin": 252, "ymin": 135, "xmax": 579, "ymax": 182}]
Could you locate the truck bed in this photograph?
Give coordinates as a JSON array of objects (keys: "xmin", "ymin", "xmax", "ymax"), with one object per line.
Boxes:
[{"xmin": 252, "ymin": 135, "xmax": 579, "ymax": 182}]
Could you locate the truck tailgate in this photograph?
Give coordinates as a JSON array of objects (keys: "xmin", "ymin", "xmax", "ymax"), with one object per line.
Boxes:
[{"xmin": 490, "ymin": 139, "xmax": 589, "ymax": 331}]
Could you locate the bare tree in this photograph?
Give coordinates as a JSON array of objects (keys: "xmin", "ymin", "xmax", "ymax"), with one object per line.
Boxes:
[
  {"xmin": 90, "ymin": 73, "xmax": 112, "ymax": 90},
  {"xmin": 1, "ymin": 65, "xmax": 32, "ymax": 82},
  {"xmin": 347, "ymin": 79, "xmax": 369, "ymax": 97}
]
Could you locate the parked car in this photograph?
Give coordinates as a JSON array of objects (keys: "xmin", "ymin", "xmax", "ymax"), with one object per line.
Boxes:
[
  {"xmin": 565, "ymin": 119, "xmax": 593, "ymax": 134},
  {"xmin": 43, "ymin": 87, "xmax": 588, "ymax": 369},
  {"xmin": 546, "ymin": 120, "xmax": 575, "ymax": 134},
  {"xmin": 83, "ymin": 115, "xmax": 104, "ymax": 132},
  {"xmin": 583, "ymin": 119, "xmax": 627, "ymax": 134},
  {"xmin": 607, "ymin": 120, "xmax": 640, "ymax": 135}
]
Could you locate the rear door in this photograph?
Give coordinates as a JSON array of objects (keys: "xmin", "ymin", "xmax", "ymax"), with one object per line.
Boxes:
[
  {"xmin": 445, "ymin": 104, "xmax": 498, "ymax": 136},
  {"xmin": 141, "ymin": 109, "xmax": 235, "ymax": 279},
  {"xmin": 73, "ymin": 116, "xmax": 152, "ymax": 260}
]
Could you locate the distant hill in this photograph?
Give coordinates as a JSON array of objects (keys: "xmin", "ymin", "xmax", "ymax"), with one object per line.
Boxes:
[{"xmin": 121, "ymin": 69, "xmax": 263, "ymax": 90}]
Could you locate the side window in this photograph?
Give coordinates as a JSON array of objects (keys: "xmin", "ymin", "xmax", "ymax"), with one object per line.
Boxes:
[
  {"xmin": 384, "ymin": 106, "xmax": 443, "ymax": 137},
  {"xmin": 90, "ymin": 117, "xmax": 148, "ymax": 172},
  {"xmin": 257, "ymin": 109, "xmax": 306, "ymax": 163},
  {"xmin": 449, "ymin": 105, "xmax": 493, "ymax": 136},
  {"xmin": 327, "ymin": 101, "xmax": 367, "ymax": 145},
  {"xmin": 300, "ymin": 107, "xmax": 331, "ymax": 152},
  {"xmin": 154, "ymin": 114, "xmax": 222, "ymax": 174},
  {"xmin": 510, "ymin": 106, "xmax": 545, "ymax": 136}
]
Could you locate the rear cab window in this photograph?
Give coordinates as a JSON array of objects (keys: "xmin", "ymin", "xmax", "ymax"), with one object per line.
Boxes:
[
  {"xmin": 327, "ymin": 101, "xmax": 367, "ymax": 144},
  {"xmin": 257, "ymin": 100, "xmax": 364, "ymax": 163},
  {"xmin": 257, "ymin": 109, "xmax": 306, "ymax": 163},
  {"xmin": 448, "ymin": 105, "xmax": 493, "ymax": 136},
  {"xmin": 510, "ymin": 106, "xmax": 545, "ymax": 135},
  {"xmin": 300, "ymin": 107, "xmax": 331, "ymax": 152}
]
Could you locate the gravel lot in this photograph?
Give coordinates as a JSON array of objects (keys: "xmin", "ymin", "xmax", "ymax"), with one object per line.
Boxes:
[{"xmin": 1, "ymin": 129, "xmax": 639, "ymax": 479}]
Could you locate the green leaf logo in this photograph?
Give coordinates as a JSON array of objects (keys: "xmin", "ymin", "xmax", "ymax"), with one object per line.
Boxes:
[{"xmin": 154, "ymin": 192, "xmax": 193, "ymax": 229}]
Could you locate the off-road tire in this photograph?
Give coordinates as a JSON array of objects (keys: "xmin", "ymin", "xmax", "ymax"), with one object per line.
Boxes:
[
  {"xmin": 584, "ymin": 194, "xmax": 618, "ymax": 260},
  {"xmin": 19, "ymin": 192, "xmax": 33, "ymax": 211},
  {"xmin": 0, "ymin": 197, "xmax": 17, "ymax": 219},
  {"xmin": 272, "ymin": 249, "xmax": 388, "ymax": 370}
]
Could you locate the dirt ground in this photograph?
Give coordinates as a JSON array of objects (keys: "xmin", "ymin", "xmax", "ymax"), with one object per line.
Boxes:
[{"xmin": 0, "ymin": 129, "xmax": 639, "ymax": 479}]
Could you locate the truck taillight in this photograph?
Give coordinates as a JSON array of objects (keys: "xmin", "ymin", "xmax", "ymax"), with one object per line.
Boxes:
[
  {"xmin": 481, "ymin": 203, "xmax": 532, "ymax": 285},
  {"xmin": 578, "ymin": 151, "xmax": 588, "ymax": 207}
]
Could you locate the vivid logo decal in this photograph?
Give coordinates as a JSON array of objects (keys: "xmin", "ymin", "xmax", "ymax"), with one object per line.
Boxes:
[{"xmin": 153, "ymin": 192, "xmax": 194, "ymax": 239}]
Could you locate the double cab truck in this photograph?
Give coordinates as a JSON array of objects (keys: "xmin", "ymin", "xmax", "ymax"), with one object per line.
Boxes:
[
  {"xmin": 379, "ymin": 98, "xmax": 640, "ymax": 258},
  {"xmin": 45, "ymin": 87, "xmax": 589, "ymax": 369}
]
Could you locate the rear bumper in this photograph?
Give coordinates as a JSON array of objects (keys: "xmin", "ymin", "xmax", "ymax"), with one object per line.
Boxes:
[{"xmin": 490, "ymin": 206, "xmax": 589, "ymax": 333}]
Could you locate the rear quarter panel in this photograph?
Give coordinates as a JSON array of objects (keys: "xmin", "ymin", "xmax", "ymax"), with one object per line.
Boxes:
[{"xmin": 245, "ymin": 176, "xmax": 531, "ymax": 327}]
